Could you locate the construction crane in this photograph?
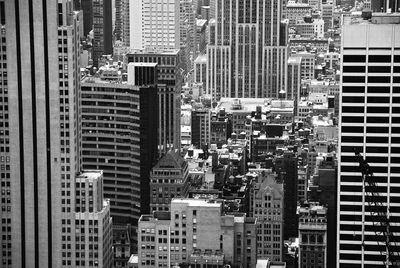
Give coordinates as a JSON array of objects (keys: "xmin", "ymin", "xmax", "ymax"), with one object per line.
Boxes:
[{"xmin": 355, "ymin": 150, "xmax": 400, "ymax": 267}]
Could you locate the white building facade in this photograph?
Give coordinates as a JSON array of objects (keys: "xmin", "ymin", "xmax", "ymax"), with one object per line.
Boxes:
[
  {"xmin": 338, "ymin": 13, "xmax": 400, "ymax": 268},
  {"xmin": 130, "ymin": 0, "xmax": 180, "ymax": 51}
]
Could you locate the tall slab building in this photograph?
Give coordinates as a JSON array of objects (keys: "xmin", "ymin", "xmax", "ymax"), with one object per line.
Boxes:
[
  {"xmin": 129, "ymin": 0, "xmax": 180, "ymax": 51},
  {"xmin": 92, "ymin": 0, "xmax": 113, "ymax": 67},
  {"xmin": 338, "ymin": 13, "xmax": 400, "ymax": 268},
  {"xmin": 127, "ymin": 50, "xmax": 182, "ymax": 155},
  {"xmin": 206, "ymin": 0, "xmax": 288, "ymax": 100},
  {"xmin": 2, "ymin": 0, "xmax": 62, "ymax": 267}
]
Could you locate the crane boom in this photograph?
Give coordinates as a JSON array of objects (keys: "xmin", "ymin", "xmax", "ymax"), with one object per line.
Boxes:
[{"xmin": 355, "ymin": 151, "xmax": 400, "ymax": 267}]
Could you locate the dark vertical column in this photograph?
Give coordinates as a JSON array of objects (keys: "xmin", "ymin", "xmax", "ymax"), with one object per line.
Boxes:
[
  {"xmin": 27, "ymin": 0, "xmax": 39, "ymax": 266},
  {"xmin": 81, "ymin": 0, "xmax": 92, "ymax": 36},
  {"xmin": 139, "ymin": 86, "xmax": 159, "ymax": 215},
  {"xmin": 14, "ymin": 0, "xmax": 26, "ymax": 266},
  {"xmin": 103, "ymin": 0, "xmax": 113, "ymax": 55}
]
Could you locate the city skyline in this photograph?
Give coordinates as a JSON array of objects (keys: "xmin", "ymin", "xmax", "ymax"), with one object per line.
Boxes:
[{"xmin": 1, "ymin": 0, "xmax": 400, "ymax": 268}]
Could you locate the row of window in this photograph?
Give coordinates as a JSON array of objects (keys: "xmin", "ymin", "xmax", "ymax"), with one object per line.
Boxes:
[
  {"xmin": 341, "ymin": 145, "xmax": 400, "ymax": 154},
  {"xmin": 343, "ymin": 86, "xmax": 400, "ymax": 94},
  {"xmin": 342, "ymin": 115, "xmax": 400, "ymax": 124},
  {"xmin": 343, "ymin": 54, "xmax": 400, "ymax": 63},
  {"xmin": 341, "ymin": 165, "xmax": 400, "ymax": 174},
  {"xmin": 343, "ymin": 65, "xmax": 400, "ymax": 73},
  {"xmin": 343, "ymin": 76, "xmax": 400, "ymax": 83}
]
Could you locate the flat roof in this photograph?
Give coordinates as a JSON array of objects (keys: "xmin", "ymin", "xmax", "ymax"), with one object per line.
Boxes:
[
  {"xmin": 344, "ymin": 12, "xmax": 400, "ymax": 25},
  {"xmin": 287, "ymin": 3, "xmax": 310, "ymax": 7},
  {"xmin": 128, "ymin": 49, "xmax": 180, "ymax": 55},
  {"xmin": 171, "ymin": 198, "xmax": 221, "ymax": 208},
  {"xmin": 216, "ymin": 98, "xmax": 269, "ymax": 113},
  {"xmin": 195, "ymin": 54, "xmax": 207, "ymax": 63},
  {"xmin": 288, "ymin": 56, "xmax": 302, "ymax": 64},
  {"xmin": 128, "ymin": 62, "xmax": 157, "ymax": 67},
  {"xmin": 76, "ymin": 170, "xmax": 103, "ymax": 181},
  {"xmin": 196, "ymin": 19, "xmax": 207, "ymax": 27}
]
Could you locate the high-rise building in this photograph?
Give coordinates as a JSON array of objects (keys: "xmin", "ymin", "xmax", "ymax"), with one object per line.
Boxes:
[
  {"xmin": 309, "ymin": 154, "xmax": 337, "ymax": 268},
  {"xmin": 321, "ymin": 3, "xmax": 334, "ymax": 32},
  {"xmin": 191, "ymin": 108, "xmax": 210, "ymax": 149},
  {"xmin": 81, "ymin": 66, "xmax": 158, "ymax": 226},
  {"xmin": 121, "ymin": 0, "xmax": 130, "ymax": 47},
  {"xmin": 286, "ymin": 2, "xmax": 311, "ymax": 27},
  {"xmin": 275, "ymin": 151, "xmax": 298, "ymax": 240},
  {"xmin": 206, "ymin": 0, "xmax": 288, "ymax": 100},
  {"xmin": 338, "ymin": 13, "xmax": 400, "ymax": 267},
  {"xmin": 127, "ymin": 50, "xmax": 182, "ymax": 155},
  {"xmin": 3, "ymin": 0, "xmax": 62, "ymax": 267},
  {"xmin": 210, "ymin": 108, "xmax": 232, "ymax": 148},
  {"xmin": 194, "ymin": 54, "xmax": 207, "ymax": 87},
  {"xmin": 92, "ymin": 0, "xmax": 113, "ymax": 67},
  {"xmin": 0, "ymin": 5, "xmax": 11, "ymax": 267},
  {"xmin": 114, "ymin": 0, "xmax": 122, "ymax": 41},
  {"xmin": 291, "ymin": 52, "xmax": 316, "ymax": 80},
  {"xmin": 81, "ymin": 0, "xmax": 93, "ymax": 37},
  {"xmin": 149, "ymin": 150, "xmax": 190, "ymax": 212},
  {"xmin": 57, "ymin": 1, "xmax": 83, "ymax": 266},
  {"xmin": 250, "ymin": 170, "xmax": 284, "ymax": 261},
  {"xmin": 74, "ymin": 171, "xmax": 113, "ymax": 268},
  {"xmin": 129, "ymin": 0, "xmax": 180, "ymax": 51},
  {"xmin": 180, "ymin": 0, "xmax": 196, "ymax": 72},
  {"xmin": 287, "ymin": 56, "xmax": 302, "ymax": 115},
  {"xmin": 298, "ymin": 202, "xmax": 328, "ymax": 268},
  {"xmin": 138, "ymin": 199, "xmax": 257, "ymax": 268}
]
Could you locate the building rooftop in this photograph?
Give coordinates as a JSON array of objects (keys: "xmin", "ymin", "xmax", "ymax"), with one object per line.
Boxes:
[
  {"xmin": 139, "ymin": 211, "xmax": 171, "ymax": 222},
  {"xmin": 270, "ymin": 100, "xmax": 294, "ymax": 112},
  {"xmin": 195, "ymin": 54, "xmax": 207, "ymax": 64},
  {"xmin": 288, "ymin": 56, "xmax": 302, "ymax": 64},
  {"xmin": 196, "ymin": 19, "xmax": 207, "ymax": 27},
  {"xmin": 344, "ymin": 12, "xmax": 400, "ymax": 25},
  {"xmin": 171, "ymin": 198, "xmax": 222, "ymax": 208},
  {"xmin": 76, "ymin": 170, "xmax": 103, "ymax": 182},
  {"xmin": 298, "ymin": 202, "xmax": 327, "ymax": 216},
  {"xmin": 309, "ymin": 79, "xmax": 338, "ymax": 86},
  {"xmin": 256, "ymin": 259, "xmax": 287, "ymax": 268},
  {"xmin": 312, "ymin": 115, "xmax": 334, "ymax": 127},
  {"xmin": 287, "ymin": 3, "xmax": 311, "ymax": 8},
  {"xmin": 128, "ymin": 62, "xmax": 157, "ymax": 67},
  {"xmin": 153, "ymin": 149, "xmax": 186, "ymax": 170},
  {"xmin": 81, "ymin": 65, "xmax": 130, "ymax": 85},
  {"xmin": 128, "ymin": 48, "xmax": 180, "ymax": 55},
  {"xmin": 216, "ymin": 98, "xmax": 269, "ymax": 114}
]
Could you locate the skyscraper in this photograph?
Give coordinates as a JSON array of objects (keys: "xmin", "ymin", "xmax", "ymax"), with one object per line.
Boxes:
[
  {"xmin": 149, "ymin": 150, "xmax": 190, "ymax": 212},
  {"xmin": 298, "ymin": 203, "xmax": 328, "ymax": 268},
  {"xmin": 138, "ymin": 199, "xmax": 258, "ymax": 267},
  {"xmin": 114, "ymin": 0, "xmax": 122, "ymax": 41},
  {"xmin": 80, "ymin": 65, "xmax": 158, "ymax": 226},
  {"xmin": 57, "ymin": 0, "xmax": 83, "ymax": 266},
  {"xmin": 3, "ymin": 0, "xmax": 61, "ymax": 267},
  {"xmin": 121, "ymin": 0, "xmax": 130, "ymax": 47},
  {"xmin": 250, "ymin": 170, "xmax": 284, "ymax": 261},
  {"xmin": 338, "ymin": 12, "xmax": 400, "ymax": 267},
  {"xmin": 206, "ymin": 0, "xmax": 288, "ymax": 100},
  {"xmin": 81, "ymin": 0, "xmax": 93, "ymax": 37},
  {"xmin": 74, "ymin": 171, "xmax": 113, "ymax": 268},
  {"xmin": 127, "ymin": 50, "xmax": 182, "ymax": 155},
  {"xmin": 92, "ymin": 0, "xmax": 113, "ymax": 67},
  {"xmin": 129, "ymin": 0, "xmax": 180, "ymax": 51}
]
